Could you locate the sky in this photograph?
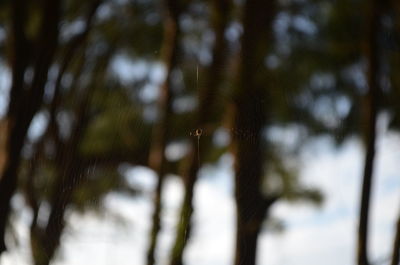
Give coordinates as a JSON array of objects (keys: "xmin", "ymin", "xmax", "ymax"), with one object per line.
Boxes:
[{"xmin": 2, "ymin": 125, "xmax": 400, "ymax": 265}]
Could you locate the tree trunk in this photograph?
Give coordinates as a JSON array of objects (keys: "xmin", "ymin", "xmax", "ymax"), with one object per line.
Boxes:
[
  {"xmin": 391, "ymin": 214, "xmax": 400, "ymax": 265},
  {"xmin": 31, "ymin": 89, "xmax": 90, "ymax": 265},
  {"xmin": 168, "ymin": 1, "xmax": 232, "ymax": 265},
  {"xmin": 32, "ymin": 161, "xmax": 85, "ymax": 265},
  {"xmin": 31, "ymin": 93, "xmax": 91, "ymax": 265},
  {"xmin": 169, "ymin": 147, "xmax": 197, "ymax": 265},
  {"xmin": 30, "ymin": 44, "xmax": 110, "ymax": 265},
  {"xmin": 0, "ymin": 0, "xmax": 61, "ymax": 254},
  {"xmin": 357, "ymin": 0, "xmax": 382, "ymax": 264},
  {"xmin": 232, "ymin": 1, "xmax": 275, "ymax": 265},
  {"xmin": 145, "ymin": 1, "xmax": 182, "ymax": 265}
]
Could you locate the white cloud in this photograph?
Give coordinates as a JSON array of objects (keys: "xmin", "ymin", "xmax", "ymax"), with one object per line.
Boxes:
[{"xmin": 7, "ymin": 133, "xmax": 400, "ymax": 265}]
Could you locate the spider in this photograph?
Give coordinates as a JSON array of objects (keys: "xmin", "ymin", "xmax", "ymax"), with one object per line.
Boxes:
[{"xmin": 193, "ymin": 128, "xmax": 202, "ymax": 137}]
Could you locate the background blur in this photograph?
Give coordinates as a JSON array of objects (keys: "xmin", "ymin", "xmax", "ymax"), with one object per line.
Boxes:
[{"xmin": 0, "ymin": 0, "xmax": 399, "ymax": 265}]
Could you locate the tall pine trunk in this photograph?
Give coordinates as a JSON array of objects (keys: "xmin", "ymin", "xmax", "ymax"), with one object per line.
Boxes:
[
  {"xmin": 0, "ymin": 0, "xmax": 61, "ymax": 254},
  {"xmin": 391, "ymin": 213, "xmax": 400, "ymax": 265},
  {"xmin": 232, "ymin": 1, "xmax": 276, "ymax": 265},
  {"xmin": 357, "ymin": 0, "xmax": 382, "ymax": 264},
  {"xmin": 146, "ymin": 1, "xmax": 183, "ymax": 265},
  {"xmin": 168, "ymin": 1, "xmax": 232, "ymax": 265},
  {"xmin": 31, "ymin": 45, "xmax": 111, "ymax": 265},
  {"xmin": 31, "ymin": 80, "xmax": 92, "ymax": 265}
]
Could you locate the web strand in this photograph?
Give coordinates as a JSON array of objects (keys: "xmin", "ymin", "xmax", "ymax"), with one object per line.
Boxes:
[
  {"xmin": 197, "ymin": 135, "xmax": 200, "ymax": 167},
  {"xmin": 196, "ymin": 65, "xmax": 200, "ymax": 167}
]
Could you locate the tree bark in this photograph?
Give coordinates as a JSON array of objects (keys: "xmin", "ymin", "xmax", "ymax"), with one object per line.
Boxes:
[
  {"xmin": 26, "ymin": 0, "xmax": 101, "ymax": 228},
  {"xmin": 146, "ymin": 1, "xmax": 181, "ymax": 264},
  {"xmin": 357, "ymin": 0, "xmax": 382, "ymax": 264},
  {"xmin": 0, "ymin": 0, "xmax": 61, "ymax": 254},
  {"xmin": 168, "ymin": 1, "xmax": 232, "ymax": 265},
  {"xmin": 391, "ymin": 214, "xmax": 400, "ymax": 265},
  {"xmin": 31, "ymin": 87, "xmax": 90, "ymax": 265},
  {"xmin": 31, "ymin": 85, "xmax": 92, "ymax": 265},
  {"xmin": 232, "ymin": 1, "xmax": 275, "ymax": 265},
  {"xmin": 30, "ymin": 46, "xmax": 110, "ymax": 265}
]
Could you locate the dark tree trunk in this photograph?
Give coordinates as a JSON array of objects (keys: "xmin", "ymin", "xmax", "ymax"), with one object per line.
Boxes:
[
  {"xmin": 30, "ymin": 45, "xmax": 109, "ymax": 265},
  {"xmin": 357, "ymin": 0, "xmax": 382, "ymax": 264},
  {"xmin": 146, "ymin": 1, "xmax": 181, "ymax": 264},
  {"xmin": 169, "ymin": 147, "xmax": 197, "ymax": 265},
  {"xmin": 168, "ymin": 1, "xmax": 232, "ymax": 265},
  {"xmin": 31, "ymin": 89, "xmax": 90, "ymax": 265},
  {"xmin": 0, "ymin": 0, "xmax": 61, "ymax": 254},
  {"xmin": 145, "ymin": 0, "xmax": 187, "ymax": 264},
  {"xmin": 232, "ymin": 1, "xmax": 276, "ymax": 265},
  {"xmin": 31, "ymin": 161, "xmax": 85, "ymax": 265},
  {"xmin": 31, "ymin": 93, "xmax": 91, "ymax": 265},
  {"xmin": 26, "ymin": 0, "xmax": 101, "ymax": 225},
  {"xmin": 391, "ymin": 214, "xmax": 400, "ymax": 265}
]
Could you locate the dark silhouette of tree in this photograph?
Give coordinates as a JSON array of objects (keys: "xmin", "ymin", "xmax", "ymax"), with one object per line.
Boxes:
[
  {"xmin": 0, "ymin": 0, "xmax": 61, "ymax": 254},
  {"xmin": 357, "ymin": 0, "xmax": 384, "ymax": 264},
  {"xmin": 231, "ymin": 1, "xmax": 277, "ymax": 264},
  {"xmin": 168, "ymin": 1, "xmax": 232, "ymax": 265},
  {"xmin": 30, "ymin": 45, "xmax": 111, "ymax": 265},
  {"xmin": 391, "ymin": 213, "xmax": 400, "ymax": 265},
  {"xmin": 17, "ymin": 2, "xmax": 156, "ymax": 264},
  {"xmin": 146, "ymin": 0, "xmax": 186, "ymax": 264},
  {"xmin": 388, "ymin": 1, "xmax": 400, "ymax": 263}
]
